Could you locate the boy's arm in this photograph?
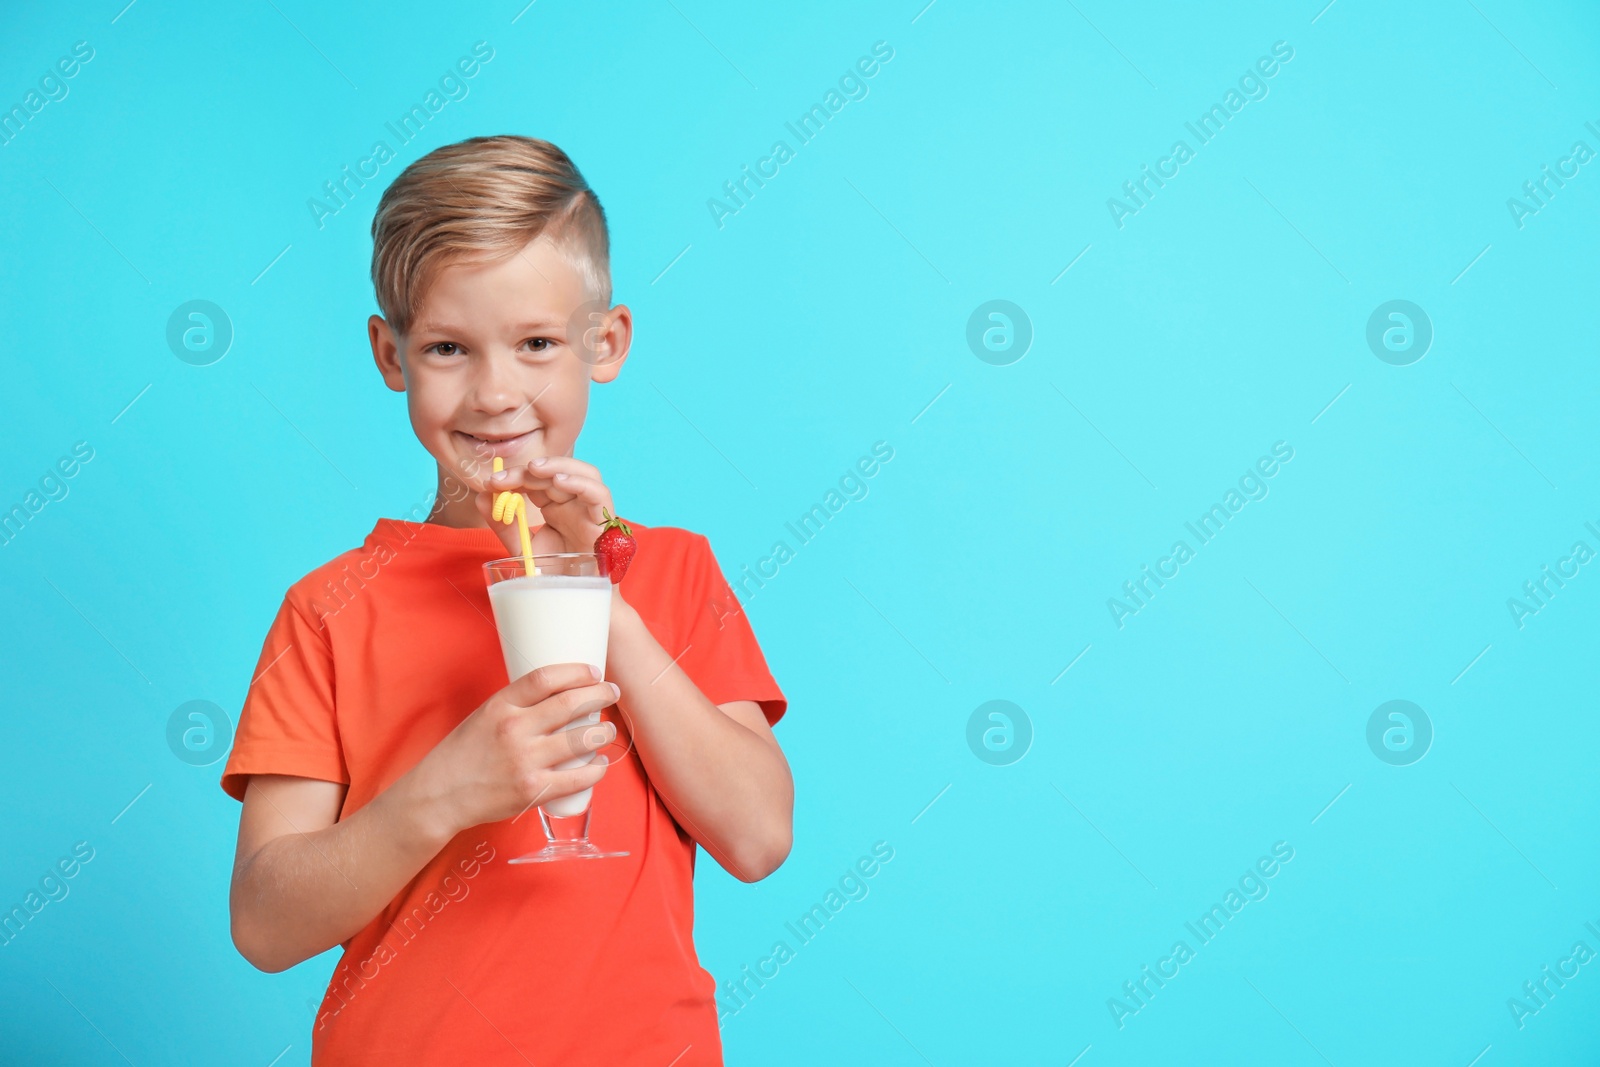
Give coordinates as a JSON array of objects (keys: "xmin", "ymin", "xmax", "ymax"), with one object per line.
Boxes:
[
  {"xmin": 229, "ymin": 663, "xmax": 619, "ymax": 972},
  {"xmin": 607, "ymin": 596, "xmax": 794, "ymax": 882},
  {"xmin": 230, "ymin": 773, "xmax": 453, "ymax": 973}
]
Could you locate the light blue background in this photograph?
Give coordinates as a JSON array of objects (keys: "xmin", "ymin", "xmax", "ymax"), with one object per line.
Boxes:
[{"xmin": 2, "ymin": 0, "xmax": 1598, "ymax": 1063}]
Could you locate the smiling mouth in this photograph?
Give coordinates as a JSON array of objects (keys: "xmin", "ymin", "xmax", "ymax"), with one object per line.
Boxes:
[{"xmin": 456, "ymin": 428, "xmax": 539, "ymax": 460}]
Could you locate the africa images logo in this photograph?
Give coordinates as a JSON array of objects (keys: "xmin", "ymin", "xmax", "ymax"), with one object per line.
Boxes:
[
  {"xmin": 305, "ymin": 42, "xmax": 495, "ymax": 231},
  {"xmin": 1105, "ymin": 41, "xmax": 1295, "ymax": 229}
]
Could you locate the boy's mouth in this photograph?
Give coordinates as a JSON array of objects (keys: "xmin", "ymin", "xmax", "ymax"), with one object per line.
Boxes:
[{"xmin": 456, "ymin": 428, "xmax": 540, "ymax": 460}]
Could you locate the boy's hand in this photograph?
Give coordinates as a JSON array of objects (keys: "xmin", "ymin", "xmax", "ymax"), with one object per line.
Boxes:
[
  {"xmin": 418, "ymin": 662, "xmax": 620, "ymax": 834},
  {"xmin": 475, "ymin": 456, "xmax": 616, "ymax": 557}
]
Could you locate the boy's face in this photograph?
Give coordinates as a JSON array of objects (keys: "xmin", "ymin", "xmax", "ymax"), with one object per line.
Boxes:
[{"xmin": 369, "ymin": 233, "xmax": 631, "ymax": 492}]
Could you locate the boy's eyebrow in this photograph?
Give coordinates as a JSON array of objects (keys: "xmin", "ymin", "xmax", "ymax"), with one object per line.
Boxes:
[{"xmin": 412, "ymin": 318, "xmax": 565, "ymax": 335}]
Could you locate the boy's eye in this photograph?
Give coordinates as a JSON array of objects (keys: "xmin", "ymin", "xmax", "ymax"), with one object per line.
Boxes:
[{"xmin": 424, "ymin": 339, "xmax": 552, "ymax": 356}]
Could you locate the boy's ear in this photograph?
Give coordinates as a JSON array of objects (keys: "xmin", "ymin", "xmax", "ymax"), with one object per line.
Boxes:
[
  {"xmin": 589, "ymin": 303, "xmax": 633, "ymax": 385},
  {"xmin": 369, "ymin": 315, "xmax": 406, "ymax": 392}
]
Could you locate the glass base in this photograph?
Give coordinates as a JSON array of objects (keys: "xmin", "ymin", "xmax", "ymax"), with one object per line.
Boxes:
[
  {"xmin": 508, "ymin": 841, "xmax": 631, "ymax": 863},
  {"xmin": 506, "ymin": 803, "xmax": 629, "ymax": 863}
]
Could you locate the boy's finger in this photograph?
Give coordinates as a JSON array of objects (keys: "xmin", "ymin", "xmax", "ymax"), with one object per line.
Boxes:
[
  {"xmin": 476, "ymin": 493, "xmax": 524, "ymax": 550},
  {"xmin": 528, "ymin": 455, "xmax": 603, "ymax": 482},
  {"xmin": 539, "ymin": 756, "xmax": 609, "ymax": 801},
  {"xmin": 490, "ymin": 455, "xmax": 602, "ymax": 487},
  {"xmin": 504, "ymin": 662, "xmax": 603, "ymax": 708},
  {"xmin": 488, "ymin": 468, "xmax": 598, "ymax": 499},
  {"xmin": 484, "ymin": 473, "xmax": 611, "ymax": 524},
  {"xmin": 534, "ymin": 473, "xmax": 612, "ymax": 512},
  {"xmin": 549, "ymin": 716, "xmax": 617, "ymax": 762},
  {"xmin": 513, "ymin": 479, "xmax": 569, "ymax": 504},
  {"xmin": 485, "ymin": 472, "xmax": 563, "ymax": 503},
  {"xmin": 534, "ymin": 681, "xmax": 620, "ymax": 734},
  {"xmin": 512, "ymin": 479, "xmax": 588, "ymax": 508}
]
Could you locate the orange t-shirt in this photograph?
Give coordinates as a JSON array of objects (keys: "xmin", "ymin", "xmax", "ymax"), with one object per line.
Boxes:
[{"xmin": 221, "ymin": 517, "xmax": 786, "ymax": 1066}]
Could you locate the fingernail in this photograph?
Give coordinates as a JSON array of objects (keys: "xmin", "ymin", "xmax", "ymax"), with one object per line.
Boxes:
[
  {"xmin": 532, "ymin": 457, "xmax": 547, "ymax": 467},
  {"xmin": 584, "ymin": 726, "xmax": 607, "ymax": 746},
  {"xmin": 554, "ymin": 472, "xmax": 568, "ymax": 481},
  {"xmin": 588, "ymin": 664, "xmax": 602, "ymax": 679},
  {"xmin": 608, "ymin": 682, "xmax": 621, "ymax": 700},
  {"xmin": 491, "ymin": 470, "xmax": 508, "ymax": 481}
]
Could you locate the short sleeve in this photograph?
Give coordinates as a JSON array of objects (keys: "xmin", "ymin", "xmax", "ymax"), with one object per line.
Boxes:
[
  {"xmin": 219, "ymin": 594, "xmax": 349, "ymax": 801},
  {"xmin": 673, "ymin": 535, "xmax": 787, "ymax": 727}
]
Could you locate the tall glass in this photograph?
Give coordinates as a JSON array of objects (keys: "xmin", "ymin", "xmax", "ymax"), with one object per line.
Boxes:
[{"xmin": 483, "ymin": 552, "xmax": 629, "ymax": 863}]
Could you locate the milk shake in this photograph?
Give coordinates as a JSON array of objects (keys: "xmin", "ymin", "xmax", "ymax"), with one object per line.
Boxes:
[{"xmin": 487, "ymin": 573, "xmax": 612, "ymax": 818}]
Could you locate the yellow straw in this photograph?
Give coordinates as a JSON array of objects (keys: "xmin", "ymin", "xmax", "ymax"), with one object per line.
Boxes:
[{"xmin": 491, "ymin": 457, "xmax": 537, "ymax": 576}]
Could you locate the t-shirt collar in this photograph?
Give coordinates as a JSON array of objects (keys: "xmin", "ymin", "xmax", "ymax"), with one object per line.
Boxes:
[{"xmin": 371, "ymin": 517, "xmax": 508, "ymax": 553}]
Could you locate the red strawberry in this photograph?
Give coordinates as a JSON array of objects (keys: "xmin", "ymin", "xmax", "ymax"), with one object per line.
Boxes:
[{"xmin": 594, "ymin": 508, "xmax": 636, "ymax": 584}]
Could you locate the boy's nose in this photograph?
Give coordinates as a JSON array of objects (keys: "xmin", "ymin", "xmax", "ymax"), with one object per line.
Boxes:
[{"xmin": 469, "ymin": 352, "xmax": 532, "ymax": 414}]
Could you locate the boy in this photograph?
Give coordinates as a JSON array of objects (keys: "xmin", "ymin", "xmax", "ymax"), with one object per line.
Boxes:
[{"xmin": 222, "ymin": 135, "xmax": 793, "ymax": 1065}]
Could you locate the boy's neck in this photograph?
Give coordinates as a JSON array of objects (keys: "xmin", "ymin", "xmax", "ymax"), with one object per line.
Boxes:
[
  {"xmin": 425, "ymin": 467, "xmax": 488, "ymax": 530},
  {"xmin": 422, "ymin": 489, "xmax": 476, "ymax": 531}
]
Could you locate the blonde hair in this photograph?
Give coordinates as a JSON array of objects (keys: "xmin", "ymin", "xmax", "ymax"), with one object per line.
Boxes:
[{"xmin": 370, "ymin": 135, "xmax": 611, "ymax": 335}]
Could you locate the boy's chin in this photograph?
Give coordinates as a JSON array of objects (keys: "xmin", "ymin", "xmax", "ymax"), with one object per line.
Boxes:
[{"xmin": 433, "ymin": 450, "xmax": 495, "ymax": 493}]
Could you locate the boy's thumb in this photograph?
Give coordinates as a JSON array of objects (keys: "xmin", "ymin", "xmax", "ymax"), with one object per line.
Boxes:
[
  {"xmin": 473, "ymin": 488, "xmax": 495, "ymax": 525},
  {"xmin": 476, "ymin": 490, "xmax": 522, "ymax": 557}
]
